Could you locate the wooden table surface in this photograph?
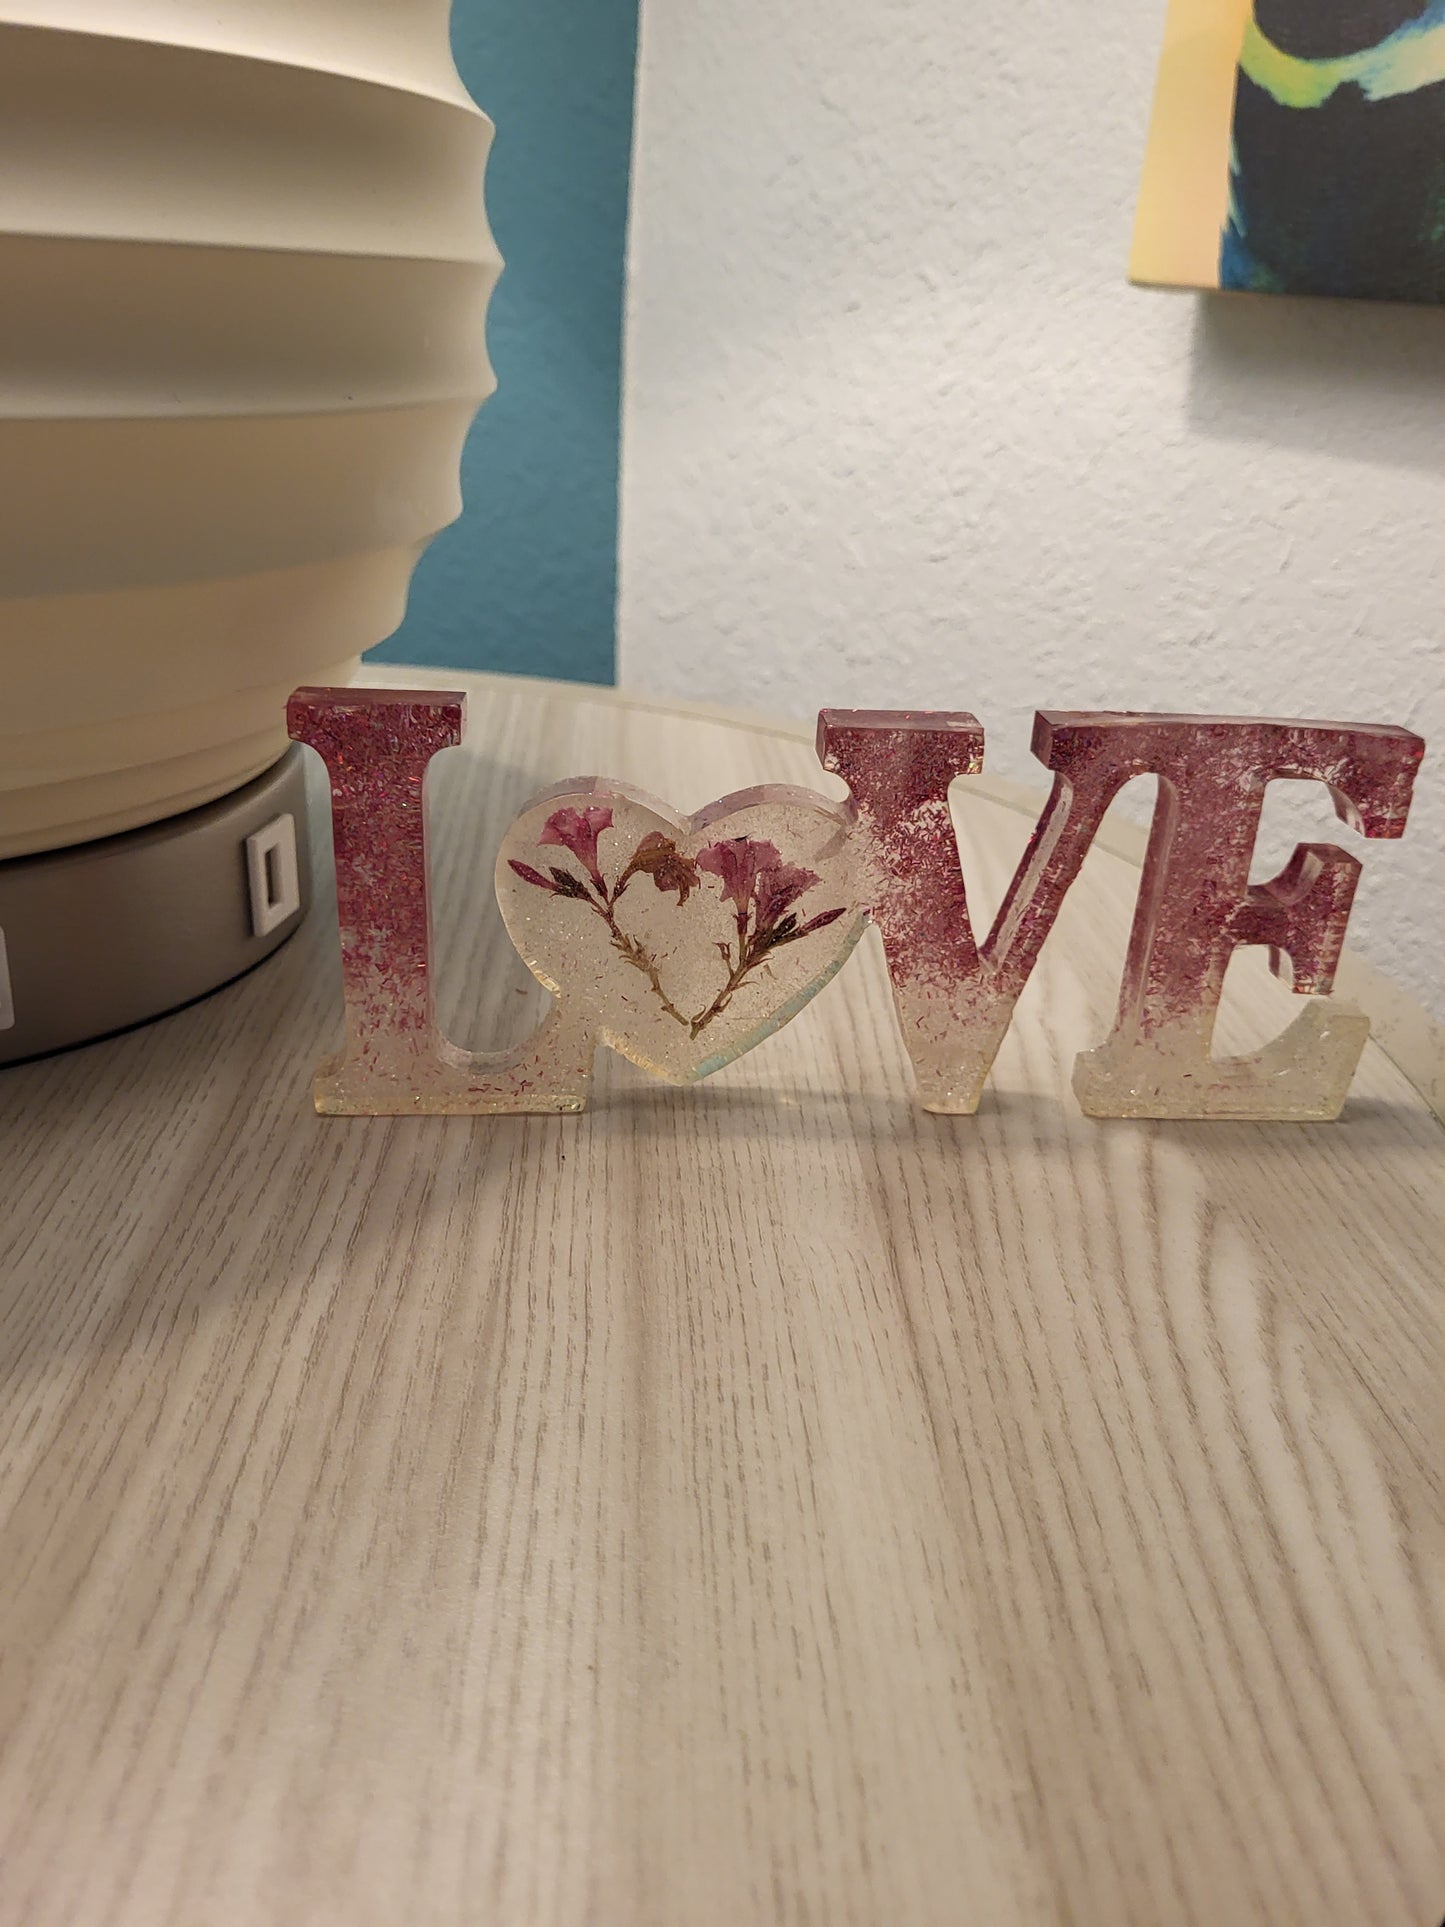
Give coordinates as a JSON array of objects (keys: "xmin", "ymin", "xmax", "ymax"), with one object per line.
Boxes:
[{"xmin": 1, "ymin": 671, "xmax": 1442, "ymax": 1927}]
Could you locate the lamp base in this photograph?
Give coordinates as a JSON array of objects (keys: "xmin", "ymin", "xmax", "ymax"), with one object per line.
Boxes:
[{"xmin": 0, "ymin": 746, "xmax": 311, "ymax": 1066}]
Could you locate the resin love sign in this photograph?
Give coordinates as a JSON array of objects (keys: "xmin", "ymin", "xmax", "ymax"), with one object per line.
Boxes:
[{"xmin": 288, "ymin": 688, "xmax": 1425, "ymax": 1121}]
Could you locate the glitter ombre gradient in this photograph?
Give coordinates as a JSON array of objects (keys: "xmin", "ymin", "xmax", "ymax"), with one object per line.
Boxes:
[
  {"xmin": 288, "ymin": 688, "xmax": 594, "ymax": 1114},
  {"xmin": 292, "ymin": 689, "xmax": 1424, "ymax": 1122},
  {"xmin": 823, "ymin": 708, "xmax": 1424, "ymax": 1120}
]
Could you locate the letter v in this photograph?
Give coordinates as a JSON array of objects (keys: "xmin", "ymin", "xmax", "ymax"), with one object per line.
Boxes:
[{"xmin": 819, "ymin": 709, "xmax": 1145, "ymax": 1114}]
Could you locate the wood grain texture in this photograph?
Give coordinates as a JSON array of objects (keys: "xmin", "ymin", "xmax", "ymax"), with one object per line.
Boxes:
[{"xmin": 0, "ymin": 670, "xmax": 1441, "ymax": 1927}]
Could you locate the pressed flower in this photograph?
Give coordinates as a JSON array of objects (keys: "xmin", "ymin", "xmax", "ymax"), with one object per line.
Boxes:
[
  {"xmin": 751, "ymin": 859, "xmax": 820, "ymax": 938},
  {"xmin": 696, "ymin": 836, "xmax": 781, "ymax": 914},
  {"xmin": 510, "ymin": 810, "xmax": 847, "ymax": 1040},
  {"xmin": 507, "ymin": 858, "xmax": 594, "ymax": 901},
  {"xmin": 795, "ymin": 906, "xmax": 847, "ymax": 937},
  {"xmin": 619, "ymin": 831, "xmax": 700, "ymax": 904},
  {"xmin": 539, "ymin": 805, "xmax": 613, "ymax": 891}
]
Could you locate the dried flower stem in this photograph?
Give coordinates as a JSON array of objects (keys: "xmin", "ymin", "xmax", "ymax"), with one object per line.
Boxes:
[
  {"xmin": 597, "ymin": 902, "xmax": 692, "ymax": 1029},
  {"xmin": 688, "ymin": 948, "xmax": 752, "ymax": 1038}
]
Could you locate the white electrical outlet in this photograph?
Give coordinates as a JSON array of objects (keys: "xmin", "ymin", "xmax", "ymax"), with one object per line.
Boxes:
[{"xmin": 245, "ymin": 813, "xmax": 301, "ymax": 938}]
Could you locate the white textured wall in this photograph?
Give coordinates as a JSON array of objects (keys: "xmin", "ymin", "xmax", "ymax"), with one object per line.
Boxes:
[{"xmin": 619, "ymin": 0, "xmax": 1445, "ymax": 1022}]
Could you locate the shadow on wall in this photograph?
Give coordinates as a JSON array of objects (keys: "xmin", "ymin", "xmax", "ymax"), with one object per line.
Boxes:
[
  {"xmin": 369, "ymin": 0, "xmax": 638, "ymax": 685},
  {"xmin": 1188, "ymin": 292, "xmax": 1445, "ymax": 475}
]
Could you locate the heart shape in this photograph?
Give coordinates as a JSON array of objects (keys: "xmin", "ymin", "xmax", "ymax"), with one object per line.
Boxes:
[{"xmin": 494, "ymin": 781, "xmax": 864, "ymax": 1082}]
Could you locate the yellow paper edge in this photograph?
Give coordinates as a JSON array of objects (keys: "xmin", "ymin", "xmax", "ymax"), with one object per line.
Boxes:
[{"xmin": 1130, "ymin": 0, "xmax": 1252, "ymax": 290}]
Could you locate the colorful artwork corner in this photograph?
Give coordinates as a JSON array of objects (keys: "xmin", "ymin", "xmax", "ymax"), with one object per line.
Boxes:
[{"xmin": 1133, "ymin": 0, "xmax": 1445, "ymax": 303}]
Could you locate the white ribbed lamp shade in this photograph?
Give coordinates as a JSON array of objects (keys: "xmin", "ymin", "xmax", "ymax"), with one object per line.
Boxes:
[{"xmin": 0, "ymin": 1, "xmax": 499, "ymax": 858}]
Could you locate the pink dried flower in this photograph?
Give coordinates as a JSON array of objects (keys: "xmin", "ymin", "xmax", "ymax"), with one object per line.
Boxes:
[
  {"xmin": 539, "ymin": 805, "xmax": 613, "ymax": 891},
  {"xmin": 751, "ymin": 859, "xmax": 821, "ymax": 937},
  {"xmin": 696, "ymin": 837, "xmax": 781, "ymax": 915},
  {"xmin": 507, "ymin": 858, "xmax": 593, "ymax": 901},
  {"xmin": 796, "ymin": 906, "xmax": 847, "ymax": 937}
]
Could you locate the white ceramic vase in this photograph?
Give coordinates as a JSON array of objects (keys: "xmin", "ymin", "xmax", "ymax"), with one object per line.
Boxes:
[{"xmin": 0, "ymin": 0, "xmax": 500, "ymax": 859}]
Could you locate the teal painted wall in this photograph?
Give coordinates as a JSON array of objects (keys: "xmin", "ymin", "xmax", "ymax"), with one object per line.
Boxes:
[{"xmin": 369, "ymin": 0, "xmax": 637, "ymax": 684}]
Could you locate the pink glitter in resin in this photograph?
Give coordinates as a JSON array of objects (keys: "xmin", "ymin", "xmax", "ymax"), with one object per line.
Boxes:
[
  {"xmin": 1049, "ymin": 713, "xmax": 1425, "ymax": 1119},
  {"xmin": 820, "ymin": 708, "xmax": 1424, "ymax": 1120},
  {"xmin": 289, "ymin": 689, "xmax": 861, "ymax": 1107},
  {"xmin": 287, "ymin": 688, "xmax": 594, "ymax": 1114},
  {"xmin": 820, "ymin": 708, "xmax": 1114, "ymax": 1113},
  {"xmin": 289, "ymin": 689, "xmax": 1423, "ymax": 1123}
]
